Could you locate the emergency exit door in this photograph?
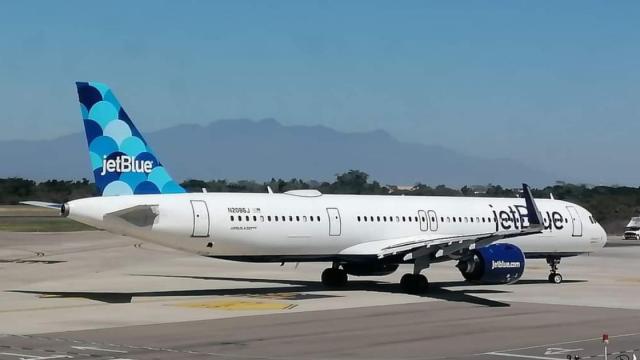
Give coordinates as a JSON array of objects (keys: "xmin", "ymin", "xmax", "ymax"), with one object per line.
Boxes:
[
  {"xmin": 566, "ymin": 206, "xmax": 582, "ymax": 237},
  {"xmin": 191, "ymin": 200, "xmax": 210, "ymax": 237},
  {"xmin": 418, "ymin": 210, "xmax": 428, "ymax": 231},
  {"xmin": 326, "ymin": 208, "xmax": 341, "ymax": 236}
]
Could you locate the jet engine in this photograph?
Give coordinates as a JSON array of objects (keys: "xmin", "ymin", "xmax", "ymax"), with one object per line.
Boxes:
[
  {"xmin": 457, "ymin": 243, "xmax": 525, "ymax": 284},
  {"xmin": 342, "ymin": 263, "xmax": 399, "ymax": 276}
]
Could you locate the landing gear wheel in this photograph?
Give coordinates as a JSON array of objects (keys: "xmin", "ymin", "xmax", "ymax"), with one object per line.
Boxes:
[
  {"xmin": 400, "ymin": 274, "xmax": 429, "ymax": 294},
  {"xmin": 546, "ymin": 256, "xmax": 563, "ymax": 284},
  {"xmin": 321, "ymin": 268, "xmax": 348, "ymax": 288},
  {"xmin": 548, "ymin": 273, "xmax": 563, "ymax": 284}
]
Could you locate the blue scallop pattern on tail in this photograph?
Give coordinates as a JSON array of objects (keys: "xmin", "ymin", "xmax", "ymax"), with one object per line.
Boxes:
[{"xmin": 76, "ymin": 82, "xmax": 185, "ymax": 196}]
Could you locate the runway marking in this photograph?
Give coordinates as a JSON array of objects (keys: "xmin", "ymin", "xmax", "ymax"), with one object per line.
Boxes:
[
  {"xmin": 544, "ymin": 347, "xmax": 583, "ymax": 355},
  {"xmin": 174, "ymin": 298, "xmax": 297, "ymax": 311},
  {"xmin": 484, "ymin": 332, "xmax": 640, "ymax": 353},
  {"xmin": 70, "ymin": 345, "xmax": 127, "ymax": 353},
  {"xmin": 0, "ymin": 352, "xmax": 72, "ymax": 359},
  {"xmin": 484, "ymin": 352, "xmax": 565, "ymax": 359}
]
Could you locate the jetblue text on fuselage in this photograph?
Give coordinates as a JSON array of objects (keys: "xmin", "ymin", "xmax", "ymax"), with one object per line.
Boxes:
[
  {"xmin": 491, "ymin": 260, "xmax": 521, "ymax": 269},
  {"xmin": 100, "ymin": 155, "xmax": 153, "ymax": 175},
  {"xmin": 490, "ymin": 204, "xmax": 566, "ymax": 231}
]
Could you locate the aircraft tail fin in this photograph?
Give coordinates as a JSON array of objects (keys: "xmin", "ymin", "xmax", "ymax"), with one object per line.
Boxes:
[{"xmin": 76, "ymin": 82, "xmax": 185, "ymax": 196}]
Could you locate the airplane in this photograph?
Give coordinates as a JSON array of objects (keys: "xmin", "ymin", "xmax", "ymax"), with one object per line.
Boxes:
[{"xmin": 23, "ymin": 82, "xmax": 607, "ymax": 294}]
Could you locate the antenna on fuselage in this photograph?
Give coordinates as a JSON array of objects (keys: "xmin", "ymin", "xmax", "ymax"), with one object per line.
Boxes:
[
  {"xmin": 550, "ymin": 193, "xmax": 554, "ymax": 200},
  {"xmin": 267, "ymin": 186, "xmax": 274, "ymax": 194}
]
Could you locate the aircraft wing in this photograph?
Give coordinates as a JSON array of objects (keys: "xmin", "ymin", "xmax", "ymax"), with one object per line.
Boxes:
[
  {"xmin": 339, "ymin": 227, "xmax": 539, "ymax": 261},
  {"xmin": 340, "ymin": 183, "xmax": 544, "ymax": 261}
]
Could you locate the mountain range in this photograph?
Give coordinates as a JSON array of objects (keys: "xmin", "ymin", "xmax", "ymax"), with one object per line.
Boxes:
[{"xmin": 0, "ymin": 119, "xmax": 552, "ymax": 186}]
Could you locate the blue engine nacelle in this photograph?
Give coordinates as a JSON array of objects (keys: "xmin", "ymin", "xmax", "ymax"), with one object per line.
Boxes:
[{"xmin": 457, "ymin": 243, "xmax": 525, "ymax": 284}]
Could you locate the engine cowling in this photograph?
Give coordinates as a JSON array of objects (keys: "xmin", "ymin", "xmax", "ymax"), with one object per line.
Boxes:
[
  {"xmin": 342, "ymin": 263, "xmax": 399, "ymax": 276},
  {"xmin": 457, "ymin": 243, "xmax": 525, "ymax": 284}
]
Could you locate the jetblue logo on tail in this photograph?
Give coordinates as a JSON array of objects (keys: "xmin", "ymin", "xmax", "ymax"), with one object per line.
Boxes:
[
  {"xmin": 100, "ymin": 155, "xmax": 153, "ymax": 176},
  {"xmin": 76, "ymin": 82, "xmax": 185, "ymax": 196}
]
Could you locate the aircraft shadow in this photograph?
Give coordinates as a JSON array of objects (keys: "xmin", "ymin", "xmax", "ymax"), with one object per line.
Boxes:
[{"xmin": 11, "ymin": 274, "xmax": 515, "ymax": 307}]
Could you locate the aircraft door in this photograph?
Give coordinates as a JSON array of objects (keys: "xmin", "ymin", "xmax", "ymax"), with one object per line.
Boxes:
[
  {"xmin": 327, "ymin": 208, "xmax": 341, "ymax": 236},
  {"xmin": 418, "ymin": 210, "xmax": 428, "ymax": 231},
  {"xmin": 428, "ymin": 210, "xmax": 438, "ymax": 231},
  {"xmin": 566, "ymin": 206, "xmax": 582, "ymax": 237},
  {"xmin": 191, "ymin": 200, "xmax": 210, "ymax": 237}
]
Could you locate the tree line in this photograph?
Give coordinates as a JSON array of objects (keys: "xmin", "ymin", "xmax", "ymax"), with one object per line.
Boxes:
[{"xmin": 2, "ymin": 170, "xmax": 638, "ymax": 233}]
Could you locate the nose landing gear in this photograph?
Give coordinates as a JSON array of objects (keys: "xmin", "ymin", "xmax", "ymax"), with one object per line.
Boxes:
[{"xmin": 546, "ymin": 256, "xmax": 563, "ymax": 284}]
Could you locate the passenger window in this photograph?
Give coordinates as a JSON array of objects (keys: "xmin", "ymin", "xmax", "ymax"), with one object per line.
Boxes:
[
  {"xmin": 389, "ymin": 216, "xmax": 393, "ymax": 222},
  {"xmin": 364, "ymin": 216, "xmax": 368, "ymax": 222},
  {"xmin": 482, "ymin": 217, "xmax": 485, "ymax": 223},
  {"xmin": 440, "ymin": 217, "xmax": 444, "ymax": 222},
  {"xmin": 238, "ymin": 216, "xmax": 242, "ymax": 222},
  {"xmin": 370, "ymin": 216, "xmax": 374, "ymax": 222},
  {"xmin": 396, "ymin": 216, "xmax": 400, "ymax": 222},
  {"xmin": 230, "ymin": 216, "xmax": 234, "ymax": 221},
  {"xmin": 383, "ymin": 216, "xmax": 387, "ymax": 222},
  {"xmin": 452, "ymin": 217, "xmax": 456, "ymax": 223},
  {"xmin": 470, "ymin": 217, "xmax": 474, "ymax": 223},
  {"xmin": 274, "ymin": 216, "xmax": 278, "ymax": 222},
  {"xmin": 253, "ymin": 216, "xmax": 257, "ymax": 221},
  {"xmin": 310, "ymin": 216, "xmax": 314, "ymax": 222},
  {"xmin": 296, "ymin": 216, "xmax": 300, "ymax": 222},
  {"xmin": 260, "ymin": 216, "xmax": 264, "ymax": 222},
  {"xmin": 408, "ymin": 217, "xmax": 412, "ymax": 222},
  {"xmin": 267, "ymin": 216, "xmax": 271, "ymax": 222},
  {"xmin": 357, "ymin": 216, "xmax": 361, "ymax": 222},
  {"xmin": 303, "ymin": 216, "xmax": 307, "ymax": 222},
  {"xmin": 421, "ymin": 217, "xmax": 426, "ymax": 222},
  {"xmin": 402, "ymin": 216, "xmax": 406, "ymax": 222},
  {"xmin": 414, "ymin": 216, "xmax": 418, "ymax": 222}
]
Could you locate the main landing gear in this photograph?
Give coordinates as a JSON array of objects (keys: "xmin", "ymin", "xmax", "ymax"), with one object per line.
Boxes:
[
  {"xmin": 400, "ymin": 273, "xmax": 428, "ymax": 294},
  {"xmin": 546, "ymin": 256, "xmax": 563, "ymax": 284},
  {"xmin": 400, "ymin": 258, "xmax": 430, "ymax": 294},
  {"xmin": 321, "ymin": 264, "xmax": 348, "ymax": 288}
]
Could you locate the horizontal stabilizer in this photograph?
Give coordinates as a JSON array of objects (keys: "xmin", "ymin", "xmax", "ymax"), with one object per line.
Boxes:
[{"xmin": 20, "ymin": 201, "xmax": 62, "ymax": 210}]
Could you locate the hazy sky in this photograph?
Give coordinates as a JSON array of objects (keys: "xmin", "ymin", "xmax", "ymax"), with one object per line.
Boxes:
[{"xmin": 1, "ymin": 1, "xmax": 639, "ymax": 184}]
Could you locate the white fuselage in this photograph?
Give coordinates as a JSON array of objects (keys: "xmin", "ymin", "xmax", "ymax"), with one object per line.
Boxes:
[{"xmin": 65, "ymin": 191, "xmax": 607, "ymax": 262}]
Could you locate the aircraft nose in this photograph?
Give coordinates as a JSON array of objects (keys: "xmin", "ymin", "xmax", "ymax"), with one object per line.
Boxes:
[{"xmin": 597, "ymin": 224, "xmax": 607, "ymax": 248}]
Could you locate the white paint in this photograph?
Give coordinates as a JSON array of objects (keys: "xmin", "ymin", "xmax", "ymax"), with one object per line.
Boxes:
[
  {"xmin": 71, "ymin": 346, "xmax": 127, "ymax": 353},
  {"xmin": 544, "ymin": 347, "xmax": 582, "ymax": 355},
  {"xmin": 487, "ymin": 331, "xmax": 640, "ymax": 354},
  {"xmin": 0, "ymin": 352, "xmax": 72, "ymax": 359},
  {"xmin": 484, "ymin": 352, "xmax": 565, "ymax": 360}
]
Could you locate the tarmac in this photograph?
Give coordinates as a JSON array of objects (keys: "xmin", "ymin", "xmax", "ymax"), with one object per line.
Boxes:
[{"xmin": 0, "ymin": 230, "xmax": 639, "ymax": 359}]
